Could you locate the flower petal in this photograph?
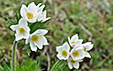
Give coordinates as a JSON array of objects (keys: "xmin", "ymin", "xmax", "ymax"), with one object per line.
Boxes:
[
  {"xmin": 76, "ymin": 39, "xmax": 83, "ymax": 44},
  {"xmin": 34, "ymin": 37, "xmax": 43, "ymax": 49},
  {"xmin": 32, "ymin": 29, "xmax": 48, "ymax": 36},
  {"xmin": 63, "ymin": 42, "xmax": 70, "ymax": 51},
  {"xmin": 30, "ymin": 41, "xmax": 37, "ymax": 52},
  {"xmin": 36, "ymin": 3, "xmax": 42, "ymax": 8},
  {"xmin": 23, "ymin": 31, "xmax": 29, "ymax": 39},
  {"xmin": 77, "ymin": 59, "xmax": 83, "ymax": 62},
  {"xmin": 56, "ymin": 46, "xmax": 62, "ymax": 52},
  {"xmin": 19, "ymin": 18, "xmax": 28, "ymax": 26},
  {"xmin": 68, "ymin": 59, "xmax": 73, "ymax": 69},
  {"xmin": 28, "ymin": 2, "xmax": 37, "ymax": 14},
  {"xmin": 10, "ymin": 25, "xmax": 19, "ymax": 31},
  {"xmin": 20, "ymin": 4, "xmax": 27, "ymax": 19},
  {"xmin": 73, "ymin": 62, "xmax": 79, "ymax": 69},
  {"xmin": 85, "ymin": 52, "xmax": 91, "ymax": 58},
  {"xmin": 57, "ymin": 52, "xmax": 62, "ymax": 60},
  {"xmin": 37, "ymin": 4, "xmax": 45, "ymax": 12},
  {"xmin": 86, "ymin": 44, "xmax": 93, "ymax": 51},
  {"xmin": 71, "ymin": 34, "xmax": 78, "ymax": 42},
  {"xmin": 42, "ymin": 17, "xmax": 50, "ymax": 22},
  {"xmin": 37, "ymin": 12, "xmax": 45, "ymax": 21},
  {"xmin": 25, "ymin": 36, "xmax": 30, "ymax": 44},
  {"xmin": 15, "ymin": 33, "xmax": 22, "ymax": 41},
  {"xmin": 26, "ymin": 18, "xmax": 36, "ymax": 23},
  {"xmin": 40, "ymin": 36, "xmax": 49, "ymax": 45}
]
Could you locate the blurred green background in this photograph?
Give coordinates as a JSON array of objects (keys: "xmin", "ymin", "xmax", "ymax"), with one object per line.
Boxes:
[{"xmin": 0, "ymin": 0, "xmax": 113, "ymax": 71}]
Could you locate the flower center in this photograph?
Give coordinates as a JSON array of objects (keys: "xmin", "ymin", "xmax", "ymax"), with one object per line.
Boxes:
[
  {"xmin": 84, "ymin": 47, "xmax": 86, "ymax": 52},
  {"xmin": 71, "ymin": 41, "xmax": 76, "ymax": 44},
  {"xmin": 62, "ymin": 50, "xmax": 67, "ymax": 56},
  {"xmin": 32, "ymin": 35, "xmax": 39, "ymax": 42},
  {"xmin": 19, "ymin": 27, "xmax": 25, "ymax": 33},
  {"xmin": 70, "ymin": 60, "xmax": 76, "ymax": 64},
  {"xmin": 26, "ymin": 12, "xmax": 33, "ymax": 19},
  {"xmin": 73, "ymin": 51, "xmax": 79, "ymax": 57}
]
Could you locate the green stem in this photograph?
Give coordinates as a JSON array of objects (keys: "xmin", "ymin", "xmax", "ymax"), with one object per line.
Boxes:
[
  {"xmin": 50, "ymin": 60, "xmax": 63, "ymax": 71},
  {"xmin": 12, "ymin": 40, "xmax": 18, "ymax": 71}
]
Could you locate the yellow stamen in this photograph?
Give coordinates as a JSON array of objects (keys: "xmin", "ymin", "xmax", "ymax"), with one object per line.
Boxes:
[
  {"xmin": 26, "ymin": 12, "xmax": 33, "ymax": 19},
  {"xmin": 70, "ymin": 60, "xmax": 76, "ymax": 64},
  {"xmin": 73, "ymin": 51, "xmax": 79, "ymax": 57},
  {"xmin": 19, "ymin": 27, "xmax": 25, "ymax": 33},
  {"xmin": 32, "ymin": 35, "xmax": 39, "ymax": 42},
  {"xmin": 84, "ymin": 47, "xmax": 86, "ymax": 52},
  {"xmin": 71, "ymin": 41, "xmax": 76, "ymax": 44},
  {"xmin": 62, "ymin": 50, "xmax": 67, "ymax": 56}
]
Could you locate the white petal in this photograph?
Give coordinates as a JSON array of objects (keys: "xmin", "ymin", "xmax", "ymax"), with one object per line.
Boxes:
[
  {"xmin": 20, "ymin": 4, "xmax": 27, "ymax": 19},
  {"xmin": 37, "ymin": 5, "xmax": 45, "ymax": 12},
  {"xmin": 24, "ymin": 26, "xmax": 30, "ymax": 33},
  {"xmin": 10, "ymin": 25, "xmax": 19, "ymax": 31},
  {"xmin": 43, "ymin": 10, "xmax": 46, "ymax": 19},
  {"xmin": 71, "ymin": 34, "xmax": 78, "ymax": 42},
  {"xmin": 30, "ymin": 41, "xmax": 37, "ymax": 52},
  {"xmin": 36, "ymin": 3, "xmax": 42, "ymax": 8},
  {"xmin": 28, "ymin": 2, "xmax": 37, "ymax": 14},
  {"xmin": 73, "ymin": 62, "xmax": 79, "ymax": 69},
  {"xmin": 37, "ymin": 12, "xmax": 45, "ymax": 21},
  {"xmin": 23, "ymin": 31, "xmax": 29, "ymax": 39},
  {"xmin": 32, "ymin": 29, "xmax": 48, "ymax": 36},
  {"xmin": 63, "ymin": 42, "xmax": 70, "ymax": 51},
  {"xmin": 75, "ymin": 46, "xmax": 84, "ymax": 50},
  {"xmin": 68, "ymin": 60, "xmax": 73, "ymax": 69},
  {"xmin": 84, "ymin": 42, "xmax": 91, "ymax": 45},
  {"xmin": 42, "ymin": 17, "xmax": 50, "ymax": 22},
  {"xmin": 77, "ymin": 50, "xmax": 85, "ymax": 59},
  {"xmin": 34, "ymin": 37, "xmax": 43, "ymax": 49},
  {"xmin": 76, "ymin": 39, "xmax": 83, "ymax": 44},
  {"xmin": 77, "ymin": 59, "xmax": 83, "ymax": 62},
  {"xmin": 15, "ymin": 33, "xmax": 22, "ymax": 41},
  {"xmin": 40, "ymin": 36, "xmax": 49, "ymax": 45},
  {"xmin": 27, "ymin": 18, "xmax": 37, "ymax": 23},
  {"xmin": 86, "ymin": 44, "xmax": 93, "ymax": 51},
  {"xmin": 19, "ymin": 18, "xmax": 28, "ymax": 26},
  {"xmin": 85, "ymin": 52, "xmax": 91, "ymax": 58},
  {"xmin": 25, "ymin": 36, "xmax": 30, "ymax": 44},
  {"xmin": 56, "ymin": 46, "xmax": 62, "ymax": 52},
  {"xmin": 57, "ymin": 52, "xmax": 62, "ymax": 60}
]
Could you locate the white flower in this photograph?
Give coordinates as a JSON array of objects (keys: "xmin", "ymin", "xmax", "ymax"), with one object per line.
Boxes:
[
  {"xmin": 20, "ymin": 2, "xmax": 50, "ymax": 23},
  {"xmin": 56, "ymin": 42, "xmax": 70, "ymax": 60},
  {"xmin": 68, "ymin": 58, "xmax": 83, "ymax": 69},
  {"xmin": 26, "ymin": 29, "xmax": 48, "ymax": 52},
  {"xmin": 70, "ymin": 46, "xmax": 85, "ymax": 61},
  {"xmin": 82, "ymin": 42, "xmax": 93, "ymax": 58},
  {"xmin": 68, "ymin": 34, "xmax": 83, "ymax": 47},
  {"xmin": 20, "ymin": 2, "xmax": 38, "ymax": 23},
  {"xmin": 10, "ymin": 18, "xmax": 30, "ymax": 41}
]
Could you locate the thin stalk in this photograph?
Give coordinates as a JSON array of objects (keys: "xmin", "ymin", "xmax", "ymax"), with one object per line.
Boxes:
[
  {"xmin": 12, "ymin": 40, "xmax": 18, "ymax": 71},
  {"xmin": 50, "ymin": 60, "xmax": 61, "ymax": 71}
]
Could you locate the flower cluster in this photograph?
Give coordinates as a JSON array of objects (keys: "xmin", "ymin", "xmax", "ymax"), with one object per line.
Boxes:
[
  {"xmin": 56, "ymin": 34, "xmax": 93, "ymax": 69},
  {"xmin": 10, "ymin": 2, "xmax": 50, "ymax": 52}
]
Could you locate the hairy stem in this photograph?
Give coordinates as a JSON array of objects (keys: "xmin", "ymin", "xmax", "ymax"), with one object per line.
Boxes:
[{"xmin": 12, "ymin": 40, "xmax": 18, "ymax": 71}]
